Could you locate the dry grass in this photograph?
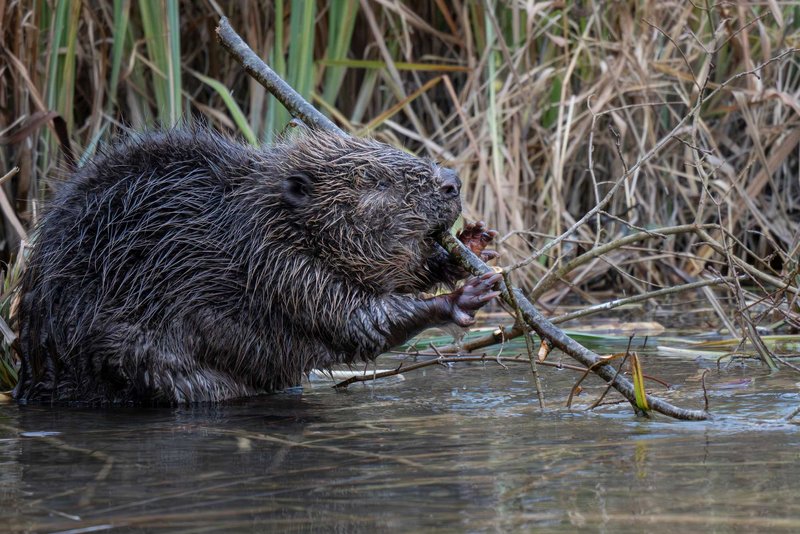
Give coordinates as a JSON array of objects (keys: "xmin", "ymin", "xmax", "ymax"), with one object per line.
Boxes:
[{"xmin": 0, "ymin": 1, "xmax": 798, "ymax": 386}]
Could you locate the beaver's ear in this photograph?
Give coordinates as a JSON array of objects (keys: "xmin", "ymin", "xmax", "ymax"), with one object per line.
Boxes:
[{"xmin": 282, "ymin": 172, "xmax": 313, "ymax": 207}]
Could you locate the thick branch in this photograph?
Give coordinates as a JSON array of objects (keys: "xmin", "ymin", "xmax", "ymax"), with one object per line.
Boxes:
[{"xmin": 215, "ymin": 16, "xmax": 707, "ymax": 421}]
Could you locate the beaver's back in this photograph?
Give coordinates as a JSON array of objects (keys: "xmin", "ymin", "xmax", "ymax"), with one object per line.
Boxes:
[{"xmin": 16, "ymin": 129, "xmax": 269, "ymax": 402}]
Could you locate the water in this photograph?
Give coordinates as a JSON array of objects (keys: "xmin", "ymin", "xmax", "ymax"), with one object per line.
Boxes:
[{"xmin": 1, "ymin": 338, "xmax": 799, "ymax": 533}]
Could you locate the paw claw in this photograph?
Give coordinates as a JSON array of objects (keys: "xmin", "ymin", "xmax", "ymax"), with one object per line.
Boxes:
[
  {"xmin": 444, "ymin": 273, "xmax": 502, "ymax": 326},
  {"xmin": 481, "ymin": 250, "xmax": 499, "ymax": 261},
  {"xmin": 457, "ymin": 220, "xmax": 499, "ymax": 259},
  {"xmin": 478, "ymin": 290, "xmax": 502, "ymax": 303}
]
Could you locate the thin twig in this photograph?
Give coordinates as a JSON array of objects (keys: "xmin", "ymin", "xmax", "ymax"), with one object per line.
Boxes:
[
  {"xmin": 642, "ymin": 18, "xmax": 699, "ymax": 89},
  {"xmin": 215, "ymin": 17, "xmax": 344, "ymax": 135},
  {"xmin": 530, "ymin": 223, "xmax": 716, "ymax": 301},
  {"xmin": 332, "ymin": 354, "xmax": 588, "ymax": 389},
  {"xmin": 701, "ymin": 370, "xmax": 710, "ymax": 412},
  {"xmin": 587, "ymin": 336, "xmax": 634, "ymax": 411},
  {"xmin": 505, "ymin": 271, "xmax": 545, "ymax": 411}
]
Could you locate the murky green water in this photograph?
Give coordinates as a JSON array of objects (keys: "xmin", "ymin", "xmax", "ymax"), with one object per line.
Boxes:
[{"xmin": 1, "ymin": 334, "xmax": 799, "ymax": 533}]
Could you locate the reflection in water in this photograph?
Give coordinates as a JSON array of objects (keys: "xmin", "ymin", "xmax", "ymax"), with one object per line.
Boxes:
[{"xmin": 1, "ymin": 351, "xmax": 799, "ymax": 532}]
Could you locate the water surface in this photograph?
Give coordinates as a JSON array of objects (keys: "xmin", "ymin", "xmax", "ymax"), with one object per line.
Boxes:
[{"xmin": 2, "ymin": 334, "xmax": 799, "ymax": 532}]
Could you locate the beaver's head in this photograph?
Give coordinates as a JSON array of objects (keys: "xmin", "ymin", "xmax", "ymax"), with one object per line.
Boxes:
[{"xmin": 267, "ymin": 131, "xmax": 462, "ymax": 290}]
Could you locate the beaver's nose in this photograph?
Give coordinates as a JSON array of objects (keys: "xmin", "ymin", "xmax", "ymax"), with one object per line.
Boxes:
[{"xmin": 440, "ymin": 168, "xmax": 462, "ymax": 198}]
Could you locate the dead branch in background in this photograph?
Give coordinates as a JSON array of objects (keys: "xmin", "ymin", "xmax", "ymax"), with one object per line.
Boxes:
[
  {"xmin": 216, "ymin": 19, "xmax": 343, "ymax": 136},
  {"xmin": 457, "ymin": 44, "xmax": 799, "ymax": 372}
]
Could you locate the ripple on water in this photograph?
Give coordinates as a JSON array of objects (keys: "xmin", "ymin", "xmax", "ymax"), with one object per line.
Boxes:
[{"xmin": 1, "ymin": 333, "xmax": 799, "ymax": 533}]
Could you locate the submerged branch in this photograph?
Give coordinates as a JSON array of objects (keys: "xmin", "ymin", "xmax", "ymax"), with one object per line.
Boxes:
[{"xmin": 332, "ymin": 354, "xmax": 589, "ymax": 389}]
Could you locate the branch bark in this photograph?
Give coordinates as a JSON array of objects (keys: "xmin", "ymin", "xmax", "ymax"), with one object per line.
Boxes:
[
  {"xmin": 215, "ymin": 16, "xmax": 708, "ymax": 421},
  {"xmin": 441, "ymin": 234, "xmax": 707, "ymax": 420},
  {"xmin": 216, "ymin": 17, "xmax": 344, "ymax": 136}
]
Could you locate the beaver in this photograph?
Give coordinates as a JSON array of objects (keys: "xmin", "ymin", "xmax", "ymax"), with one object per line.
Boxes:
[{"xmin": 13, "ymin": 127, "xmax": 501, "ymax": 404}]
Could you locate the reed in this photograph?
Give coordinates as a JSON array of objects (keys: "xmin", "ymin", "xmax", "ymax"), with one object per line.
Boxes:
[{"xmin": 0, "ymin": 1, "xmax": 798, "ymax": 388}]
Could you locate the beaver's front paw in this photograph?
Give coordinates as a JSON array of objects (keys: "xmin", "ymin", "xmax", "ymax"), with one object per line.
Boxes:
[
  {"xmin": 458, "ymin": 221, "xmax": 499, "ymax": 262},
  {"xmin": 446, "ymin": 272, "xmax": 503, "ymax": 327}
]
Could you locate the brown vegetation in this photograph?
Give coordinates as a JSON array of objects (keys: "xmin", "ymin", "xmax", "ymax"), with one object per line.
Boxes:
[{"xmin": 1, "ymin": 1, "xmax": 799, "ymax": 400}]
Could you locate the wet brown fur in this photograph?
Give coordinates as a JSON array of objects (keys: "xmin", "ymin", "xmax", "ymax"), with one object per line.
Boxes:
[{"xmin": 13, "ymin": 127, "xmax": 475, "ymax": 404}]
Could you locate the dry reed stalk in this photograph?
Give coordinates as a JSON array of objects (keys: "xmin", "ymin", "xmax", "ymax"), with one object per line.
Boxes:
[{"xmin": 0, "ymin": 1, "xmax": 798, "ymax": 392}]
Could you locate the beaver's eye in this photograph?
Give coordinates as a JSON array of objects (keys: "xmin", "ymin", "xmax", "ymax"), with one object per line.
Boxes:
[{"xmin": 282, "ymin": 172, "xmax": 313, "ymax": 207}]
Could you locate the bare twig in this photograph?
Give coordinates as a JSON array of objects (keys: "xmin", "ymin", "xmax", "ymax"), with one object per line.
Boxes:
[
  {"xmin": 215, "ymin": 18, "xmax": 344, "ymax": 136},
  {"xmin": 332, "ymin": 353, "xmax": 589, "ymax": 388},
  {"xmin": 695, "ymin": 227, "xmax": 800, "ymax": 297},
  {"xmin": 714, "ymin": 212, "xmax": 779, "ymax": 370},
  {"xmin": 530, "ymin": 223, "xmax": 716, "ymax": 301},
  {"xmin": 587, "ymin": 342, "xmax": 634, "ymax": 412},
  {"xmin": 642, "ymin": 18, "xmax": 699, "ymax": 89},
  {"xmin": 551, "ymin": 275, "xmax": 744, "ymax": 325},
  {"xmin": 505, "ymin": 271, "xmax": 545, "ymax": 411},
  {"xmin": 701, "ymin": 370, "xmax": 710, "ymax": 412}
]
